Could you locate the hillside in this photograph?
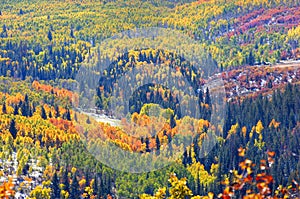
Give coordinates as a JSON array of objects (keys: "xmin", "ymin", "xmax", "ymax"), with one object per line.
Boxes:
[{"xmin": 0, "ymin": 0, "xmax": 300, "ymax": 198}]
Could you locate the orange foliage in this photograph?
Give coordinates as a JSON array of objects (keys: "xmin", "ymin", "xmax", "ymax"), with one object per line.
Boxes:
[
  {"xmin": 32, "ymin": 81, "xmax": 79, "ymax": 105},
  {"xmin": 269, "ymin": 119, "xmax": 280, "ymax": 129},
  {"xmin": 0, "ymin": 179, "xmax": 15, "ymax": 198},
  {"xmin": 49, "ymin": 118, "xmax": 77, "ymax": 134},
  {"xmin": 6, "ymin": 93, "xmax": 24, "ymax": 105},
  {"xmin": 238, "ymin": 147, "xmax": 246, "ymax": 157}
]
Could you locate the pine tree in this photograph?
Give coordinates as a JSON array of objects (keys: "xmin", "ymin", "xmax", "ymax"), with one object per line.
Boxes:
[
  {"xmin": 196, "ymin": 172, "xmax": 201, "ymax": 195},
  {"xmin": 85, "ymin": 170, "xmax": 90, "ymax": 187},
  {"xmin": 13, "ymin": 104, "xmax": 19, "ymax": 115},
  {"xmin": 248, "ymin": 50, "xmax": 255, "ymax": 66},
  {"xmin": 204, "ymin": 87, "xmax": 211, "ymax": 105},
  {"xmin": 66, "ymin": 109, "xmax": 71, "ymax": 121},
  {"xmin": 2, "ymin": 103, "xmax": 6, "ymax": 114},
  {"xmin": 182, "ymin": 150, "xmax": 188, "ymax": 166},
  {"xmin": 62, "ymin": 169, "xmax": 70, "ymax": 193},
  {"xmin": 50, "ymin": 172, "xmax": 60, "ymax": 199},
  {"xmin": 193, "ymin": 135, "xmax": 200, "ymax": 162},
  {"xmin": 96, "ymin": 87, "xmax": 104, "ymax": 109},
  {"xmin": 55, "ymin": 105, "xmax": 60, "ymax": 118},
  {"xmin": 1, "ymin": 24, "xmax": 7, "ymax": 38},
  {"xmin": 93, "ymin": 175, "xmax": 99, "ymax": 196},
  {"xmin": 86, "ymin": 117, "xmax": 91, "ymax": 124},
  {"xmin": 155, "ymin": 135, "xmax": 160, "ymax": 155},
  {"xmin": 70, "ymin": 28, "xmax": 75, "ymax": 38},
  {"xmin": 170, "ymin": 113, "xmax": 176, "ymax": 128},
  {"xmin": 9, "ymin": 119, "xmax": 17, "ymax": 139},
  {"xmin": 48, "ymin": 30, "xmax": 53, "ymax": 41},
  {"xmin": 21, "ymin": 94, "xmax": 30, "ymax": 117},
  {"xmin": 168, "ymin": 134, "xmax": 173, "ymax": 156},
  {"xmin": 267, "ymin": 79, "xmax": 273, "ymax": 88},
  {"xmin": 25, "ymin": 93, "xmax": 29, "ymax": 102},
  {"xmin": 49, "ymin": 110, "xmax": 53, "ymax": 118},
  {"xmin": 145, "ymin": 137, "xmax": 151, "ymax": 153},
  {"xmin": 187, "ymin": 147, "xmax": 192, "ymax": 165},
  {"xmin": 70, "ymin": 172, "xmax": 80, "ymax": 199},
  {"xmin": 21, "ymin": 102, "xmax": 28, "ymax": 117},
  {"xmin": 98, "ymin": 177, "xmax": 104, "ymax": 198},
  {"xmin": 41, "ymin": 105, "xmax": 47, "ymax": 119},
  {"xmin": 198, "ymin": 89, "xmax": 204, "ymax": 104}
]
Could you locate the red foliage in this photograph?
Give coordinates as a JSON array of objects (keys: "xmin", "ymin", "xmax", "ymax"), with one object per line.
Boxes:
[{"xmin": 228, "ymin": 6, "xmax": 300, "ymax": 38}]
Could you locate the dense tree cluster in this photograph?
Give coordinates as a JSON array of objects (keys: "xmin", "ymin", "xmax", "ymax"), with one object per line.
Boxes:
[
  {"xmin": 95, "ymin": 49, "xmax": 213, "ymax": 119},
  {"xmin": 0, "ymin": 69, "xmax": 299, "ymax": 198},
  {"xmin": 0, "ymin": 0, "xmax": 300, "ymax": 198},
  {"xmin": 0, "ymin": 0, "xmax": 300, "ymax": 84}
]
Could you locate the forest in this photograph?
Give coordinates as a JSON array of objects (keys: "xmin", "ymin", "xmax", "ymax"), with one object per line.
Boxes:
[{"xmin": 0, "ymin": 0, "xmax": 300, "ymax": 198}]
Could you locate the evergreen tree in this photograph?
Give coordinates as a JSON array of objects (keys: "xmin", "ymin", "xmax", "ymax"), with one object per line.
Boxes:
[
  {"xmin": 98, "ymin": 177, "xmax": 104, "ymax": 198},
  {"xmin": 155, "ymin": 135, "xmax": 160, "ymax": 155},
  {"xmin": 86, "ymin": 117, "xmax": 91, "ymax": 124},
  {"xmin": 9, "ymin": 119, "xmax": 17, "ymax": 139},
  {"xmin": 248, "ymin": 50, "xmax": 255, "ymax": 66},
  {"xmin": 41, "ymin": 105, "xmax": 47, "ymax": 119},
  {"xmin": 267, "ymin": 79, "xmax": 273, "ymax": 88},
  {"xmin": 55, "ymin": 105, "xmax": 60, "ymax": 118},
  {"xmin": 193, "ymin": 135, "xmax": 200, "ymax": 162},
  {"xmin": 48, "ymin": 30, "xmax": 53, "ymax": 41},
  {"xmin": 20, "ymin": 102, "xmax": 28, "ymax": 117},
  {"xmin": 50, "ymin": 172, "xmax": 60, "ymax": 199},
  {"xmin": 170, "ymin": 113, "xmax": 176, "ymax": 128},
  {"xmin": 62, "ymin": 169, "xmax": 70, "ymax": 193},
  {"xmin": 13, "ymin": 104, "xmax": 19, "ymax": 115},
  {"xmin": 85, "ymin": 170, "xmax": 90, "ymax": 187},
  {"xmin": 198, "ymin": 89, "xmax": 204, "ymax": 103},
  {"xmin": 63, "ymin": 109, "xmax": 71, "ymax": 120},
  {"xmin": 49, "ymin": 110, "xmax": 53, "ymax": 118},
  {"xmin": 74, "ymin": 113, "xmax": 78, "ymax": 122},
  {"xmin": 204, "ymin": 87, "xmax": 211, "ymax": 105},
  {"xmin": 93, "ymin": 175, "xmax": 98, "ymax": 196},
  {"xmin": 2, "ymin": 103, "xmax": 6, "ymax": 114},
  {"xmin": 70, "ymin": 28, "xmax": 75, "ymax": 38},
  {"xmin": 96, "ymin": 87, "xmax": 104, "ymax": 109},
  {"xmin": 70, "ymin": 172, "xmax": 80, "ymax": 199},
  {"xmin": 196, "ymin": 172, "xmax": 201, "ymax": 195},
  {"xmin": 182, "ymin": 150, "xmax": 188, "ymax": 166},
  {"xmin": 168, "ymin": 134, "xmax": 173, "ymax": 156},
  {"xmin": 1, "ymin": 24, "xmax": 7, "ymax": 38},
  {"xmin": 21, "ymin": 94, "xmax": 30, "ymax": 117},
  {"xmin": 145, "ymin": 137, "xmax": 151, "ymax": 153}
]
